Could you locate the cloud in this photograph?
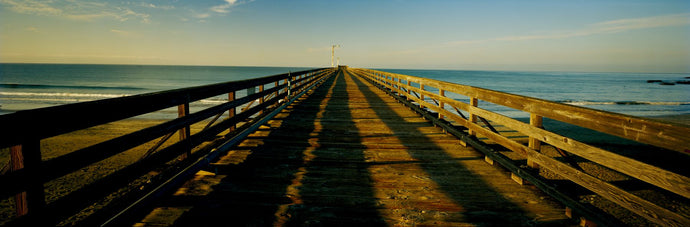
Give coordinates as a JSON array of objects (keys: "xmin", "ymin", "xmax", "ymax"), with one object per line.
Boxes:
[
  {"xmin": 448, "ymin": 13, "xmax": 690, "ymax": 45},
  {"xmin": 195, "ymin": 13, "xmax": 210, "ymax": 19},
  {"xmin": 210, "ymin": 0, "xmax": 238, "ymax": 13},
  {"xmin": 110, "ymin": 29, "xmax": 129, "ymax": 36},
  {"xmin": 590, "ymin": 13, "xmax": 690, "ymax": 34},
  {"xmin": 25, "ymin": 26, "xmax": 38, "ymax": 32},
  {"xmin": 0, "ymin": 0, "xmax": 61, "ymax": 15},
  {"xmin": 0, "ymin": 0, "xmax": 151, "ymax": 23},
  {"xmin": 141, "ymin": 3, "xmax": 175, "ymax": 10}
]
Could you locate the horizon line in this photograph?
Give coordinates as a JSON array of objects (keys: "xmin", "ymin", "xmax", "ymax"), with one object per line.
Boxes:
[{"xmin": 1, "ymin": 61, "xmax": 688, "ymax": 74}]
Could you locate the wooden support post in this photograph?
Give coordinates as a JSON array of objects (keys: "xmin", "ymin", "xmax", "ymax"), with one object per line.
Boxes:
[
  {"xmin": 484, "ymin": 156, "xmax": 494, "ymax": 165},
  {"xmin": 528, "ymin": 113, "xmax": 543, "ymax": 169},
  {"xmin": 228, "ymin": 92, "xmax": 236, "ymax": 132},
  {"xmin": 11, "ymin": 141, "xmax": 45, "ymax": 217},
  {"xmin": 565, "ymin": 207, "xmax": 574, "ymax": 218},
  {"xmin": 283, "ymin": 78, "xmax": 288, "ymax": 94},
  {"xmin": 565, "ymin": 207, "xmax": 597, "ymax": 227},
  {"xmin": 420, "ymin": 84, "xmax": 425, "ymax": 107},
  {"xmin": 285, "ymin": 75, "xmax": 292, "ymax": 101},
  {"xmin": 406, "ymin": 81, "xmax": 412, "ymax": 101},
  {"xmin": 438, "ymin": 89, "xmax": 445, "ymax": 119},
  {"xmin": 511, "ymin": 172, "xmax": 528, "ymax": 185},
  {"xmin": 178, "ymin": 103, "xmax": 191, "ymax": 159},
  {"xmin": 468, "ymin": 97, "xmax": 478, "ymax": 136},
  {"xmin": 259, "ymin": 84, "xmax": 265, "ymax": 115}
]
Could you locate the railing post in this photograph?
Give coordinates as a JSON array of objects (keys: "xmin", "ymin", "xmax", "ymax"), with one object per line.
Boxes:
[
  {"xmin": 528, "ymin": 113, "xmax": 543, "ymax": 168},
  {"xmin": 259, "ymin": 84, "xmax": 265, "ymax": 115},
  {"xmin": 284, "ymin": 78, "xmax": 289, "ymax": 99},
  {"xmin": 468, "ymin": 98, "xmax": 478, "ymax": 136},
  {"xmin": 228, "ymin": 91, "xmax": 236, "ymax": 132},
  {"xmin": 406, "ymin": 81, "xmax": 412, "ymax": 101},
  {"xmin": 439, "ymin": 89, "xmax": 445, "ymax": 119},
  {"xmin": 287, "ymin": 73, "xmax": 292, "ymax": 100},
  {"xmin": 274, "ymin": 81, "xmax": 279, "ymax": 98},
  {"xmin": 420, "ymin": 84, "xmax": 425, "ymax": 107},
  {"xmin": 178, "ymin": 102, "xmax": 191, "ymax": 159},
  {"xmin": 11, "ymin": 141, "xmax": 45, "ymax": 217}
]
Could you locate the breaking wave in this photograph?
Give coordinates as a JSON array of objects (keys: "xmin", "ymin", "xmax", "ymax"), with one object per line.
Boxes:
[{"xmin": 0, "ymin": 83, "xmax": 145, "ymax": 90}]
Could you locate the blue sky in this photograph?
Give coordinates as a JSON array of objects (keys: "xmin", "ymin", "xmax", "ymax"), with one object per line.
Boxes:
[{"xmin": 1, "ymin": 0, "xmax": 689, "ymax": 72}]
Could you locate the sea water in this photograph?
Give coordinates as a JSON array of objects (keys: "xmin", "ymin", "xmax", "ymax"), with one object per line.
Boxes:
[
  {"xmin": 0, "ymin": 64, "xmax": 310, "ymax": 117},
  {"xmin": 1, "ymin": 63, "xmax": 688, "ymax": 119},
  {"xmin": 385, "ymin": 69, "xmax": 690, "ymax": 118}
]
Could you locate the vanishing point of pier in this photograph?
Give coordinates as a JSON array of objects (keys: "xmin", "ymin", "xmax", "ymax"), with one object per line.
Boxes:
[{"xmin": 1, "ymin": 66, "xmax": 689, "ymax": 226}]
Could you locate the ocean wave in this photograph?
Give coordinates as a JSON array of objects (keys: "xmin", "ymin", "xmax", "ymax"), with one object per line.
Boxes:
[
  {"xmin": 0, "ymin": 91, "xmax": 131, "ymax": 99},
  {"xmin": 0, "ymin": 83, "xmax": 146, "ymax": 90},
  {"xmin": 559, "ymin": 100, "xmax": 690, "ymax": 106}
]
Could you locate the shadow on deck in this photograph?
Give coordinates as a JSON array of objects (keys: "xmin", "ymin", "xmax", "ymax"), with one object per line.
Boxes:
[{"xmin": 133, "ymin": 69, "xmax": 574, "ymax": 226}]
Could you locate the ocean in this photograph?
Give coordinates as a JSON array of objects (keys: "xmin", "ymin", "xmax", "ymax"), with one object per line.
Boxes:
[{"xmin": 1, "ymin": 63, "xmax": 688, "ymax": 119}]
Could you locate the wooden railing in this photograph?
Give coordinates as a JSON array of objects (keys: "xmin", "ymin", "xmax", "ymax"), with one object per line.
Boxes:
[
  {"xmin": 0, "ymin": 67, "xmax": 335, "ymax": 226},
  {"xmin": 352, "ymin": 68, "xmax": 690, "ymax": 227}
]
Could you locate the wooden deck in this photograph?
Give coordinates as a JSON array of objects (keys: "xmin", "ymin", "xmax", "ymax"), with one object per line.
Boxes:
[{"xmin": 132, "ymin": 69, "xmax": 574, "ymax": 226}]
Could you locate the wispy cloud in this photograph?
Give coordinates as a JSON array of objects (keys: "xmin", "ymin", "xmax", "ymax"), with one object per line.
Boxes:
[
  {"xmin": 0, "ymin": 0, "xmax": 61, "ymax": 15},
  {"xmin": 448, "ymin": 13, "xmax": 690, "ymax": 45},
  {"xmin": 211, "ymin": 0, "xmax": 238, "ymax": 13},
  {"xmin": 140, "ymin": 3, "xmax": 175, "ymax": 10},
  {"xmin": 195, "ymin": 13, "xmax": 211, "ymax": 19},
  {"xmin": 110, "ymin": 29, "xmax": 130, "ymax": 36},
  {"xmin": 0, "ymin": 0, "xmax": 151, "ymax": 23},
  {"xmin": 25, "ymin": 26, "xmax": 38, "ymax": 32}
]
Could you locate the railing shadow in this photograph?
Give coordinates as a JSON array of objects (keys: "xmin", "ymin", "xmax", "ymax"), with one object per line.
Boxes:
[
  {"xmin": 279, "ymin": 69, "xmax": 386, "ymax": 226},
  {"xmin": 153, "ymin": 69, "xmax": 386, "ymax": 226},
  {"xmin": 348, "ymin": 72, "xmax": 568, "ymax": 225}
]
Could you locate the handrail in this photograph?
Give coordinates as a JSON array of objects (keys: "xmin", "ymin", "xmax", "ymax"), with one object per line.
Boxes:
[
  {"xmin": 352, "ymin": 68, "xmax": 690, "ymax": 227},
  {"xmin": 0, "ymin": 68, "xmax": 327, "ymax": 147},
  {"xmin": 0, "ymin": 67, "xmax": 335, "ymax": 226}
]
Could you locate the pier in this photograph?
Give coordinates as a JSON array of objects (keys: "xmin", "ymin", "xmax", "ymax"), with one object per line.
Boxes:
[{"xmin": 1, "ymin": 66, "xmax": 689, "ymax": 226}]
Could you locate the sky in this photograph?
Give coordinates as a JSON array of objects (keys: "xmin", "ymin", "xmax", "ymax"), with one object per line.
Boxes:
[{"xmin": 0, "ymin": 0, "xmax": 689, "ymax": 73}]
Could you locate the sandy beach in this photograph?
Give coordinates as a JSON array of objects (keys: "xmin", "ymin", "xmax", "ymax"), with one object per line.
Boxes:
[
  {"xmin": 1, "ymin": 114, "xmax": 689, "ymax": 225},
  {"xmin": 0, "ymin": 118, "xmax": 209, "ymax": 225}
]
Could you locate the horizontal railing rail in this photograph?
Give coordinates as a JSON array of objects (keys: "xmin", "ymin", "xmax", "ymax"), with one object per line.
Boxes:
[
  {"xmin": 352, "ymin": 68, "xmax": 690, "ymax": 227},
  {"xmin": 0, "ymin": 67, "xmax": 335, "ymax": 226}
]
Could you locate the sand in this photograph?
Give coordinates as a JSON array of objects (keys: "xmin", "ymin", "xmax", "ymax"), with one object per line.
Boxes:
[
  {"xmin": 1, "ymin": 114, "xmax": 688, "ymax": 225},
  {"xmin": 0, "ymin": 118, "xmax": 210, "ymax": 225}
]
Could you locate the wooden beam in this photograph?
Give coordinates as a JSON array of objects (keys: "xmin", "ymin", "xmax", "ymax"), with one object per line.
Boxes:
[
  {"xmin": 11, "ymin": 141, "xmax": 45, "ymax": 217},
  {"xmin": 528, "ymin": 114, "xmax": 542, "ymax": 169},
  {"xmin": 529, "ymin": 149, "xmax": 690, "ymax": 227}
]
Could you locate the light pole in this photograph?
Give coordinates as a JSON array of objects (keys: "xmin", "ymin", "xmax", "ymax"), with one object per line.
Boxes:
[{"xmin": 331, "ymin": 44, "xmax": 340, "ymax": 67}]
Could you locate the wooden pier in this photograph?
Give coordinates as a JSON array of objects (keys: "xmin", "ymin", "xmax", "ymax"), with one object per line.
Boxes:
[
  {"xmin": 1, "ymin": 66, "xmax": 689, "ymax": 226},
  {"xmin": 132, "ymin": 67, "xmax": 570, "ymax": 226}
]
